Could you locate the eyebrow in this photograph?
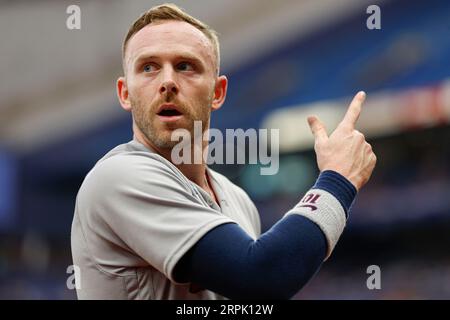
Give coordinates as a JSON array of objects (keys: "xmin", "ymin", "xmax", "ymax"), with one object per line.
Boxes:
[{"xmin": 132, "ymin": 51, "xmax": 205, "ymax": 69}]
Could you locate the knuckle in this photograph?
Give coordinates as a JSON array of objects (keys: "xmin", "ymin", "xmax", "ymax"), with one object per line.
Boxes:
[{"xmin": 354, "ymin": 130, "xmax": 365, "ymax": 140}]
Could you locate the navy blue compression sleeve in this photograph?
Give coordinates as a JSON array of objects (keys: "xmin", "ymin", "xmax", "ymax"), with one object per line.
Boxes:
[{"xmin": 174, "ymin": 170, "xmax": 356, "ymax": 299}]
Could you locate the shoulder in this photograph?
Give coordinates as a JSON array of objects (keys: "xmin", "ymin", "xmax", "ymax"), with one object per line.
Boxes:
[{"xmin": 79, "ymin": 147, "xmax": 192, "ymax": 203}]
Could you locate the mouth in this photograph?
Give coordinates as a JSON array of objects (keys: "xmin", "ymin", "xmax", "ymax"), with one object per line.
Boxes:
[{"xmin": 156, "ymin": 104, "xmax": 184, "ymax": 122}]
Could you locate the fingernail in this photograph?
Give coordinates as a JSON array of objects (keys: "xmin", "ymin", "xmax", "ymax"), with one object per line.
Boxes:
[{"xmin": 359, "ymin": 91, "xmax": 366, "ymax": 98}]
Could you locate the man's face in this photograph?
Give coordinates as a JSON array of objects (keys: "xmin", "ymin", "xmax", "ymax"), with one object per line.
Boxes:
[{"xmin": 120, "ymin": 20, "xmax": 221, "ymax": 149}]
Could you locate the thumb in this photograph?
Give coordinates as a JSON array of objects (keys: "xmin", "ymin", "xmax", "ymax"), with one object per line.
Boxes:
[{"xmin": 307, "ymin": 116, "xmax": 328, "ymax": 143}]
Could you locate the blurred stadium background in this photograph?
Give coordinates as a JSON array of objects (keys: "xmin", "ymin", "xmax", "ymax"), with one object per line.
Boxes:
[{"xmin": 0, "ymin": 0, "xmax": 449, "ymax": 299}]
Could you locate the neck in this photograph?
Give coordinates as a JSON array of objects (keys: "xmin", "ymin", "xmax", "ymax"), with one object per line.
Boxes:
[{"xmin": 133, "ymin": 125, "xmax": 209, "ymax": 190}]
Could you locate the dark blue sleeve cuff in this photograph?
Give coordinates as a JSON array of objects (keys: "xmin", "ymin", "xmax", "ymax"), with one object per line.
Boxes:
[{"xmin": 313, "ymin": 170, "xmax": 357, "ymax": 217}]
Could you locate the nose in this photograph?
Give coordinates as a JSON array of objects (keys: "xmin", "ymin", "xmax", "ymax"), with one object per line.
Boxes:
[
  {"xmin": 160, "ymin": 81, "xmax": 178, "ymax": 95},
  {"xmin": 159, "ymin": 68, "xmax": 179, "ymax": 95}
]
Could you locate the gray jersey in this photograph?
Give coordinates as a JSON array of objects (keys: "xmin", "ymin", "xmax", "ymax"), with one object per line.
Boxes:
[{"xmin": 71, "ymin": 139, "xmax": 261, "ymax": 299}]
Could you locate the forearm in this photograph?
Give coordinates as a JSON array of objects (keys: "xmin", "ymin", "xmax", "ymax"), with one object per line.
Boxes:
[{"xmin": 174, "ymin": 171, "xmax": 357, "ymax": 299}]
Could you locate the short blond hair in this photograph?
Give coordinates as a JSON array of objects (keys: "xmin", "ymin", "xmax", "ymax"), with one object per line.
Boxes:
[{"xmin": 122, "ymin": 3, "xmax": 220, "ymax": 74}]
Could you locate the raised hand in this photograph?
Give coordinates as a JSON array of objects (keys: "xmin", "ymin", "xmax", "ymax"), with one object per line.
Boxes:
[{"xmin": 307, "ymin": 91, "xmax": 377, "ymax": 191}]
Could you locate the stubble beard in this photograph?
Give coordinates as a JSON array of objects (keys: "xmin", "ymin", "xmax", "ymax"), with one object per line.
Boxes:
[{"xmin": 130, "ymin": 92, "xmax": 213, "ymax": 150}]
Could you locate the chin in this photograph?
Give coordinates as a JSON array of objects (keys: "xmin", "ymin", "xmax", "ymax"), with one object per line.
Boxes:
[
  {"xmin": 150, "ymin": 132, "xmax": 182, "ymax": 149},
  {"xmin": 155, "ymin": 140, "xmax": 179, "ymax": 149}
]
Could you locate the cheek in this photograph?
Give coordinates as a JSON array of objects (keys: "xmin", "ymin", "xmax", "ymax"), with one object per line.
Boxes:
[
  {"xmin": 190, "ymin": 81, "xmax": 215, "ymax": 103},
  {"xmin": 135, "ymin": 82, "xmax": 154, "ymax": 100},
  {"xmin": 129, "ymin": 77, "xmax": 157, "ymax": 98}
]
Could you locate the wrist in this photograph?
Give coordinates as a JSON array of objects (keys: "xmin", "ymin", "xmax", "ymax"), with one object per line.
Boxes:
[{"xmin": 314, "ymin": 170, "xmax": 357, "ymax": 217}]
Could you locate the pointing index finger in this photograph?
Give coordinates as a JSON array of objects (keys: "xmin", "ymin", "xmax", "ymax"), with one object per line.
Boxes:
[{"xmin": 341, "ymin": 91, "xmax": 366, "ymax": 129}]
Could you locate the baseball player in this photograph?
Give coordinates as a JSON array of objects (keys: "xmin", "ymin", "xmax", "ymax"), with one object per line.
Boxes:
[{"xmin": 71, "ymin": 3, "xmax": 376, "ymax": 299}]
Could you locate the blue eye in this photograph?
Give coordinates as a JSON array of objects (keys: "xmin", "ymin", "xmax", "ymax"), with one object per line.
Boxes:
[
  {"xmin": 177, "ymin": 62, "xmax": 194, "ymax": 71},
  {"xmin": 143, "ymin": 64, "xmax": 155, "ymax": 72}
]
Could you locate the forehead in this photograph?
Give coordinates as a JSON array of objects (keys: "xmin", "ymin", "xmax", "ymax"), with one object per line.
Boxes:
[{"xmin": 125, "ymin": 20, "xmax": 215, "ymax": 69}]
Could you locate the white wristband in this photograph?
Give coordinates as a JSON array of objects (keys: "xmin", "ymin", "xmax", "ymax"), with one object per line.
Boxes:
[{"xmin": 285, "ymin": 188, "xmax": 347, "ymax": 260}]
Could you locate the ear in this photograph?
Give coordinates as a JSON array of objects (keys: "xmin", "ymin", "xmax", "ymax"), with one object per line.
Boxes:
[
  {"xmin": 117, "ymin": 76, "xmax": 132, "ymax": 112},
  {"xmin": 211, "ymin": 75, "xmax": 228, "ymax": 111}
]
